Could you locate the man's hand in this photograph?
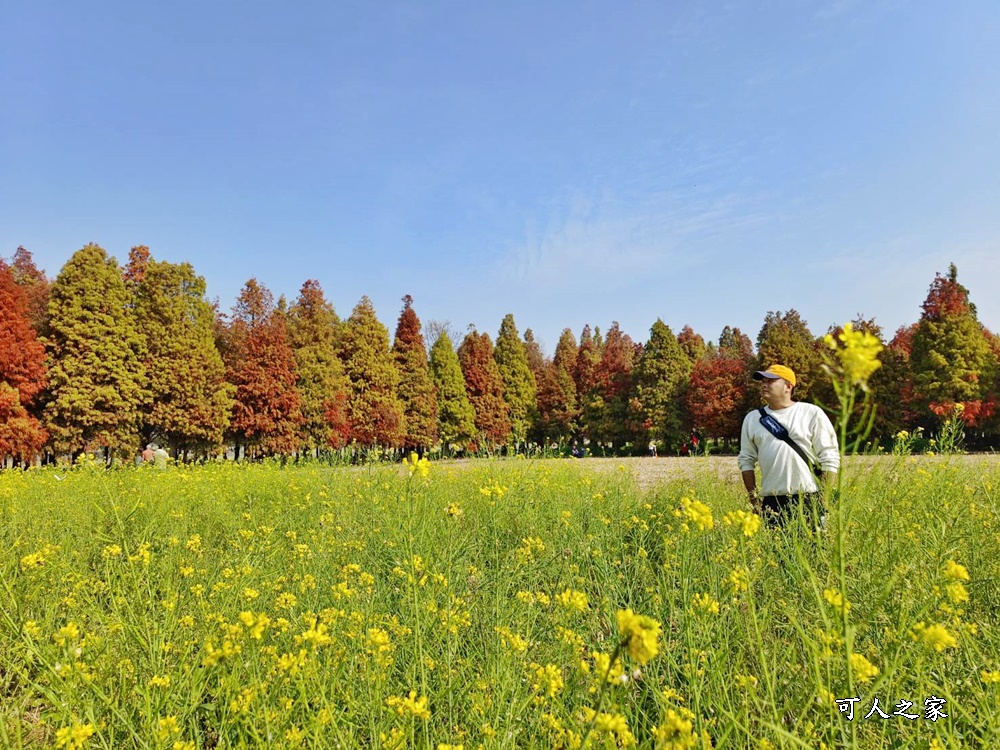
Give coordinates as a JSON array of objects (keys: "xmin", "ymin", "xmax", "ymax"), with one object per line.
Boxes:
[{"xmin": 741, "ymin": 470, "xmax": 760, "ymax": 512}]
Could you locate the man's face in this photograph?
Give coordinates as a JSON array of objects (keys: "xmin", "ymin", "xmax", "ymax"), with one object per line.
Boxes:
[{"xmin": 761, "ymin": 376, "xmax": 790, "ymax": 400}]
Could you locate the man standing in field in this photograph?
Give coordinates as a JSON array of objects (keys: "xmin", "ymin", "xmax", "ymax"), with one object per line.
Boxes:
[{"xmin": 738, "ymin": 364, "xmax": 839, "ymax": 526}]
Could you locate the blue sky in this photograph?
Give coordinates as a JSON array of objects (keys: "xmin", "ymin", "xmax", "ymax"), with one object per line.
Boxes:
[{"xmin": 3, "ymin": 1, "xmax": 999, "ymax": 354}]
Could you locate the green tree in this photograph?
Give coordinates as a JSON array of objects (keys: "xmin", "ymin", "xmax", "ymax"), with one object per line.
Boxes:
[
  {"xmin": 288, "ymin": 280, "xmax": 350, "ymax": 453},
  {"xmin": 340, "ymin": 296, "xmax": 406, "ymax": 449},
  {"xmin": 633, "ymin": 319, "xmax": 691, "ymax": 449},
  {"xmin": 494, "ymin": 313, "xmax": 537, "ymax": 446},
  {"xmin": 756, "ymin": 309, "xmax": 821, "ymax": 400},
  {"xmin": 458, "ymin": 328, "xmax": 511, "ymax": 450},
  {"xmin": 429, "ymin": 331, "xmax": 476, "ymax": 454},
  {"xmin": 910, "ymin": 264, "xmax": 996, "ymax": 426},
  {"xmin": 44, "ymin": 244, "xmax": 147, "ymax": 460},
  {"xmin": 393, "ymin": 295, "xmax": 439, "ymax": 451},
  {"xmin": 131, "ymin": 250, "xmax": 234, "ymax": 458}
]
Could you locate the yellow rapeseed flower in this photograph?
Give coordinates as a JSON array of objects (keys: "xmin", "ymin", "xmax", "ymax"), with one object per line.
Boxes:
[
  {"xmin": 402, "ymin": 452, "xmax": 430, "ymax": 477},
  {"xmin": 849, "ymin": 653, "xmax": 879, "ymax": 683},
  {"xmin": 722, "ymin": 509, "xmax": 761, "ymax": 537},
  {"xmin": 691, "ymin": 593, "xmax": 720, "ymax": 616},
  {"xmin": 822, "ymin": 589, "xmax": 852, "ymax": 614},
  {"xmin": 679, "ymin": 499, "xmax": 714, "ymax": 532},
  {"xmin": 912, "ymin": 622, "xmax": 958, "ymax": 652},
  {"xmin": 944, "ymin": 560, "xmax": 970, "ymax": 581},
  {"xmin": 555, "ymin": 589, "xmax": 589, "ymax": 612},
  {"xmin": 156, "ymin": 716, "xmax": 181, "ymax": 742},
  {"xmin": 823, "ymin": 322, "xmax": 883, "ymax": 386},
  {"xmin": 387, "ymin": 690, "xmax": 431, "ymax": 720},
  {"xmin": 55, "ymin": 722, "xmax": 96, "ymax": 750},
  {"xmin": 946, "ymin": 581, "xmax": 969, "ymax": 605},
  {"xmin": 54, "ymin": 622, "xmax": 80, "ymax": 647},
  {"xmin": 581, "ymin": 708, "xmax": 636, "ymax": 747},
  {"xmin": 980, "ymin": 670, "xmax": 1000, "ymax": 684},
  {"xmin": 616, "ymin": 609, "xmax": 662, "ymax": 664}
]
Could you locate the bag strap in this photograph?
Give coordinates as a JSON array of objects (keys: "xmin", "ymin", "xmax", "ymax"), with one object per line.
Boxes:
[{"xmin": 757, "ymin": 407, "xmax": 824, "ymax": 479}]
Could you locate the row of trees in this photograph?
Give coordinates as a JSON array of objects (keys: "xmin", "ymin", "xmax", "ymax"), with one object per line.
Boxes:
[{"xmin": 2, "ymin": 244, "xmax": 999, "ymax": 465}]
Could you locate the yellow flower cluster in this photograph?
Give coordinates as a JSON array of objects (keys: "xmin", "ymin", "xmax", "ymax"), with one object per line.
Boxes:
[
  {"xmin": 823, "ymin": 322, "xmax": 883, "ymax": 386},
  {"xmin": 944, "ymin": 559, "xmax": 970, "ymax": 581},
  {"xmin": 912, "ymin": 622, "xmax": 958, "ymax": 652},
  {"xmin": 55, "ymin": 722, "xmax": 96, "ymax": 750},
  {"xmin": 402, "ymin": 452, "xmax": 430, "ymax": 478},
  {"xmin": 581, "ymin": 707, "xmax": 636, "ymax": 747},
  {"xmin": 555, "ymin": 588, "xmax": 589, "ymax": 612},
  {"xmin": 822, "ymin": 589, "xmax": 852, "ymax": 615},
  {"xmin": 691, "ymin": 593, "xmax": 720, "ymax": 616},
  {"xmin": 616, "ymin": 608, "xmax": 662, "ymax": 664},
  {"xmin": 849, "ymin": 653, "xmax": 879, "ymax": 683},
  {"xmin": 722, "ymin": 509, "xmax": 760, "ymax": 537},
  {"xmin": 386, "ymin": 690, "xmax": 431, "ymax": 720},
  {"xmin": 678, "ymin": 499, "xmax": 714, "ymax": 532}
]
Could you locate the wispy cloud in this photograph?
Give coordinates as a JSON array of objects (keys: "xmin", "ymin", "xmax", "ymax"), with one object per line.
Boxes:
[{"xmin": 497, "ymin": 186, "xmax": 771, "ymax": 290}]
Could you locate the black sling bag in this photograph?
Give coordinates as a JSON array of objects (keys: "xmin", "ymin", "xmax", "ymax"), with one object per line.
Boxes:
[{"xmin": 757, "ymin": 407, "xmax": 824, "ymax": 480}]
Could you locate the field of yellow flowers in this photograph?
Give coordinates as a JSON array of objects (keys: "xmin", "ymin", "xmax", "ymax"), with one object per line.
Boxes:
[{"xmin": 1, "ymin": 454, "xmax": 998, "ymax": 749}]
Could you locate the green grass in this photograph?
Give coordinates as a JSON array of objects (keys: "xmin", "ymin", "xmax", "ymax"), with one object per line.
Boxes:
[{"xmin": 1, "ymin": 456, "xmax": 998, "ymax": 749}]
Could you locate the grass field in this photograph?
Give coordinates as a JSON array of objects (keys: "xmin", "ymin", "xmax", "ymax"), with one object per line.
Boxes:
[{"xmin": 1, "ymin": 454, "xmax": 998, "ymax": 749}]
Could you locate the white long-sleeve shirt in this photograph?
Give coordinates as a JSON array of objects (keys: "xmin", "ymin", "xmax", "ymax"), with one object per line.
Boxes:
[{"xmin": 737, "ymin": 402, "xmax": 840, "ymax": 496}]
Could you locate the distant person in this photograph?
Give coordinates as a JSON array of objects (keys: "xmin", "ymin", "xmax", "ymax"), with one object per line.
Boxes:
[
  {"xmin": 141, "ymin": 444, "xmax": 155, "ymax": 463},
  {"xmin": 571, "ymin": 440, "xmax": 583, "ymax": 459},
  {"xmin": 151, "ymin": 444, "xmax": 170, "ymax": 468},
  {"xmin": 737, "ymin": 365, "xmax": 839, "ymax": 527},
  {"xmin": 648, "ymin": 440, "xmax": 657, "ymax": 457}
]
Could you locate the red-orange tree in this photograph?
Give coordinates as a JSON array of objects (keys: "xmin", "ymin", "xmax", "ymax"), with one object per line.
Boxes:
[
  {"xmin": 9, "ymin": 246, "xmax": 51, "ymax": 335},
  {"xmin": 392, "ymin": 295, "xmax": 438, "ymax": 451},
  {"xmin": 686, "ymin": 326, "xmax": 755, "ymax": 442},
  {"xmin": 0, "ymin": 261, "xmax": 48, "ymax": 462},
  {"xmin": 458, "ymin": 328, "xmax": 510, "ymax": 450},
  {"xmin": 586, "ymin": 322, "xmax": 637, "ymax": 450},
  {"xmin": 224, "ymin": 279, "xmax": 303, "ymax": 457}
]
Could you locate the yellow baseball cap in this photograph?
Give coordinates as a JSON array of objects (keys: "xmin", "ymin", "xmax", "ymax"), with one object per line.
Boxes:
[{"xmin": 753, "ymin": 364, "xmax": 796, "ymax": 386}]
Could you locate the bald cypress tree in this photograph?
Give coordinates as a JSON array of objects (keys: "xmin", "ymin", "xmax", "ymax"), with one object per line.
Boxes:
[
  {"xmin": 130, "ymin": 252, "xmax": 234, "ymax": 458},
  {"xmin": 756, "ymin": 310, "xmax": 821, "ymax": 400},
  {"xmin": 0, "ymin": 261, "xmax": 48, "ymax": 463},
  {"xmin": 393, "ymin": 295, "xmax": 439, "ymax": 451},
  {"xmin": 288, "ymin": 280, "xmax": 350, "ymax": 453},
  {"xmin": 634, "ymin": 319, "xmax": 691, "ymax": 449},
  {"xmin": 225, "ymin": 279, "xmax": 302, "ymax": 457},
  {"xmin": 341, "ymin": 296, "xmax": 405, "ymax": 449},
  {"xmin": 44, "ymin": 244, "xmax": 147, "ymax": 460},
  {"xmin": 429, "ymin": 331, "xmax": 476, "ymax": 454},
  {"xmin": 9, "ymin": 246, "xmax": 51, "ymax": 336},
  {"xmin": 458, "ymin": 328, "xmax": 510, "ymax": 450},
  {"xmin": 494, "ymin": 313, "xmax": 536, "ymax": 446},
  {"xmin": 587, "ymin": 322, "xmax": 637, "ymax": 450},
  {"xmin": 910, "ymin": 264, "xmax": 995, "ymax": 425},
  {"xmin": 677, "ymin": 325, "xmax": 707, "ymax": 364}
]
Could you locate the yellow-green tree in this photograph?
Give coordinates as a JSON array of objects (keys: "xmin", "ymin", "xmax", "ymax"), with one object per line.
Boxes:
[
  {"xmin": 392, "ymin": 295, "xmax": 438, "ymax": 452},
  {"xmin": 128, "ymin": 248, "xmax": 234, "ymax": 458},
  {"xmin": 494, "ymin": 313, "xmax": 537, "ymax": 446},
  {"xmin": 44, "ymin": 244, "xmax": 147, "ymax": 460},
  {"xmin": 288, "ymin": 280, "xmax": 350, "ymax": 453},
  {"xmin": 341, "ymin": 296, "xmax": 405, "ymax": 449},
  {"xmin": 756, "ymin": 309, "xmax": 822, "ymax": 400},
  {"xmin": 429, "ymin": 330, "xmax": 476, "ymax": 454}
]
